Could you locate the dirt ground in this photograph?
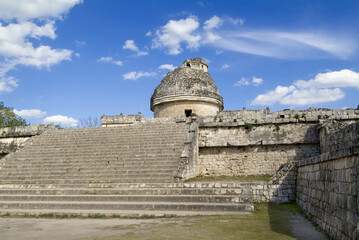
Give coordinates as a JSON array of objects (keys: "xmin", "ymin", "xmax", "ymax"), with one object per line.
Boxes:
[{"xmin": 0, "ymin": 204, "xmax": 327, "ymax": 240}]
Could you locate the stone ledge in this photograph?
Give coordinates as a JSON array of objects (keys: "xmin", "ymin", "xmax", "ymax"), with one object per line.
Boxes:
[
  {"xmin": 298, "ymin": 143, "xmax": 359, "ymax": 167},
  {"xmin": 0, "ymin": 124, "xmax": 55, "ymax": 138},
  {"xmin": 199, "ymin": 118, "xmax": 319, "ymax": 128},
  {"xmin": 200, "ymin": 108, "xmax": 359, "ymax": 125}
]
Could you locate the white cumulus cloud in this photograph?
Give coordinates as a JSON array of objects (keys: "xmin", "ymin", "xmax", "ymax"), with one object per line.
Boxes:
[
  {"xmin": 221, "ymin": 64, "xmax": 230, "ymax": 69},
  {"xmin": 122, "ymin": 40, "xmax": 148, "ymax": 56},
  {"xmin": 280, "ymin": 88, "xmax": 345, "ymax": 105},
  {"xmin": 158, "ymin": 64, "xmax": 176, "ymax": 71},
  {"xmin": 123, "ymin": 71, "xmax": 156, "ymax": 81},
  {"xmin": 294, "ymin": 69, "xmax": 359, "ymax": 89},
  {"xmin": 203, "ymin": 16, "xmax": 223, "ymax": 31},
  {"xmin": 113, "ymin": 60, "xmax": 123, "ymax": 66},
  {"xmin": 0, "ymin": 0, "xmax": 82, "ymax": 21},
  {"xmin": 251, "ymin": 69, "xmax": 359, "ymax": 106},
  {"xmin": 251, "ymin": 85, "xmax": 296, "ymax": 106},
  {"xmin": 98, "ymin": 57, "xmax": 113, "ymax": 62},
  {"xmin": 228, "ymin": 17, "xmax": 245, "ymax": 25},
  {"xmin": 97, "ymin": 57, "xmax": 122, "ymax": 66},
  {"xmin": 252, "ymin": 76, "xmax": 263, "ymax": 86},
  {"xmin": 0, "ymin": 76, "xmax": 18, "ymax": 94},
  {"xmin": 152, "ymin": 16, "xmax": 201, "ymax": 55},
  {"xmin": 234, "ymin": 76, "xmax": 263, "ymax": 87},
  {"xmin": 234, "ymin": 77, "xmax": 250, "ymax": 87},
  {"xmin": 0, "ymin": 0, "xmax": 82, "ymax": 93},
  {"xmin": 0, "ymin": 21, "xmax": 72, "ymax": 68},
  {"xmin": 204, "ymin": 32, "xmax": 221, "ymax": 43},
  {"xmin": 123, "ymin": 40, "xmax": 139, "ymax": 52},
  {"xmin": 44, "ymin": 115, "xmax": 78, "ymax": 128},
  {"xmin": 203, "ymin": 16, "xmax": 223, "ymax": 43},
  {"xmin": 14, "ymin": 109, "xmax": 46, "ymax": 119}
]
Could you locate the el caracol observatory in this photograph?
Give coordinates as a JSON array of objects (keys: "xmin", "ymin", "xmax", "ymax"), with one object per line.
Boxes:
[{"xmin": 151, "ymin": 58, "xmax": 224, "ymax": 118}]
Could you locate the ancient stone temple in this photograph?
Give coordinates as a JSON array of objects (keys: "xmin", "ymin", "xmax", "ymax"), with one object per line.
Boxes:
[
  {"xmin": 0, "ymin": 57, "xmax": 358, "ymax": 240},
  {"xmin": 151, "ymin": 58, "xmax": 223, "ymax": 118}
]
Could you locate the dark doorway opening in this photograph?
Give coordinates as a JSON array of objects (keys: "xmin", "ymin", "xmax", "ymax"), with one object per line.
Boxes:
[{"xmin": 185, "ymin": 109, "xmax": 192, "ymax": 117}]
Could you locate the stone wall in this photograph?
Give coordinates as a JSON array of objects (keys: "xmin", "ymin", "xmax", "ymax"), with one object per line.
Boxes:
[
  {"xmin": 199, "ymin": 123, "xmax": 319, "ymax": 147},
  {"xmin": 175, "ymin": 120, "xmax": 199, "ymax": 180},
  {"xmin": 153, "ymin": 99, "xmax": 221, "ymax": 118},
  {"xmin": 196, "ymin": 108, "xmax": 359, "ymax": 177},
  {"xmin": 101, "ymin": 113, "xmax": 144, "ymax": 127},
  {"xmin": 319, "ymin": 119, "xmax": 358, "ymax": 154},
  {"xmin": 101, "ymin": 113, "xmax": 189, "ymax": 127},
  {"xmin": 199, "ymin": 145, "xmax": 319, "ymax": 176},
  {"xmin": 0, "ymin": 124, "xmax": 54, "ymax": 159},
  {"xmin": 203, "ymin": 108, "xmax": 359, "ymax": 124},
  {"xmin": 297, "ymin": 122, "xmax": 359, "ymax": 240},
  {"xmin": 198, "ymin": 122, "xmax": 320, "ymax": 176}
]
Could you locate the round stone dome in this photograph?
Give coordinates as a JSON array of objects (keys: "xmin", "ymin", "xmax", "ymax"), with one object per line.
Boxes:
[{"xmin": 151, "ymin": 58, "xmax": 224, "ymax": 118}]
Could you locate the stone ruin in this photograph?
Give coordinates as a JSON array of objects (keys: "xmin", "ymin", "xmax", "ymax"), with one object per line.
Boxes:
[{"xmin": 0, "ymin": 58, "xmax": 358, "ymax": 239}]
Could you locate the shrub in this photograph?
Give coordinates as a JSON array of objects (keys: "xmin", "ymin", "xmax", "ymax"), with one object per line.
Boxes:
[
  {"xmin": 244, "ymin": 122, "xmax": 253, "ymax": 131},
  {"xmin": 275, "ymin": 124, "xmax": 280, "ymax": 132}
]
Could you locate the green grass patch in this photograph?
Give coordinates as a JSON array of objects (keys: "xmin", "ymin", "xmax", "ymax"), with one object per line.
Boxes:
[
  {"xmin": 269, "ymin": 202, "xmax": 304, "ymax": 214},
  {"xmin": 185, "ymin": 174, "xmax": 272, "ymax": 183},
  {"xmin": 244, "ymin": 122, "xmax": 254, "ymax": 131},
  {"xmin": 78, "ymin": 203, "xmax": 308, "ymax": 240}
]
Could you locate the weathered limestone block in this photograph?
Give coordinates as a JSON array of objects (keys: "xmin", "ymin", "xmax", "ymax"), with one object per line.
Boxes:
[
  {"xmin": 199, "ymin": 123, "xmax": 319, "ymax": 147},
  {"xmin": 198, "ymin": 145, "xmax": 319, "ymax": 176},
  {"xmin": 297, "ymin": 122, "xmax": 359, "ymax": 240},
  {"xmin": 0, "ymin": 124, "xmax": 54, "ymax": 158},
  {"xmin": 101, "ymin": 113, "xmax": 143, "ymax": 126}
]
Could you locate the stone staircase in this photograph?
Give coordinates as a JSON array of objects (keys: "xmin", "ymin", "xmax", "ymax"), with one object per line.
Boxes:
[{"xmin": 0, "ymin": 122, "xmax": 254, "ymax": 217}]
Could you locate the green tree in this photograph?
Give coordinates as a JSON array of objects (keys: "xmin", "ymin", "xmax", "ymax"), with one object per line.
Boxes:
[{"xmin": 0, "ymin": 102, "xmax": 27, "ymax": 128}]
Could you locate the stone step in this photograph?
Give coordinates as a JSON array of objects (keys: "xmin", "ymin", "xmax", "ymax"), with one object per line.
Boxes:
[
  {"xmin": 30, "ymin": 137, "xmax": 182, "ymax": 141},
  {"xmin": 0, "ymin": 182, "xmax": 264, "ymax": 189},
  {"xmin": 0, "ymin": 201, "xmax": 254, "ymax": 212},
  {"xmin": 3, "ymin": 158, "xmax": 179, "ymax": 164},
  {"xmin": 2, "ymin": 161, "xmax": 177, "ymax": 166},
  {"xmin": 20, "ymin": 139, "xmax": 184, "ymax": 143},
  {"xmin": 0, "ymin": 169, "xmax": 176, "ymax": 175},
  {"xmin": 22, "ymin": 141, "xmax": 184, "ymax": 145},
  {"xmin": 15, "ymin": 144, "xmax": 184, "ymax": 150},
  {"xmin": 1, "ymin": 164, "xmax": 177, "ymax": 170},
  {"xmin": 0, "ymin": 188, "xmax": 246, "ymax": 196},
  {"xmin": 12, "ymin": 149, "xmax": 181, "ymax": 152},
  {"xmin": 0, "ymin": 178, "xmax": 177, "ymax": 184},
  {"xmin": 0, "ymin": 173, "xmax": 178, "ymax": 180},
  {"xmin": 0, "ymin": 209, "xmax": 250, "ymax": 218},
  {"xmin": 8, "ymin": 152, "xmax": 180, "ymax": 158},
  {"xmin": 20, "ymin": 138, "xmax": 184, "ymax": 142},
  {"xmin": 5, "ymin": 159, "xmax": 179, "ymax": 163},
  {"xmin": 0, "ymin": 194, "xmax": 249, "ymax": 203},
  {"xmin": 0, "ymin": 175, "xmax": 177, "ymax": 180}
]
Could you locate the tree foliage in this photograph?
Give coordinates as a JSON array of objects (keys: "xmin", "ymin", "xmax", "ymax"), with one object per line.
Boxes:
[{"xmin": 0, "ymin": 102, "xmax": 27, "ymax": 128}]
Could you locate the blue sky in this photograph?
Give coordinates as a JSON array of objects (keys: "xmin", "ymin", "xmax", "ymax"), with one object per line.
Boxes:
[{"xmin": 1, "ymin": 0, "xmax": 359, "ymax": 127}]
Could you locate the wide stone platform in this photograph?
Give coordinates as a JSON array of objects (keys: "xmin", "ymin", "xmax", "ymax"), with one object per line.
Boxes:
[{"xmin": 0, "ymin": 122, "xmax": 254, "ymax": 217}]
